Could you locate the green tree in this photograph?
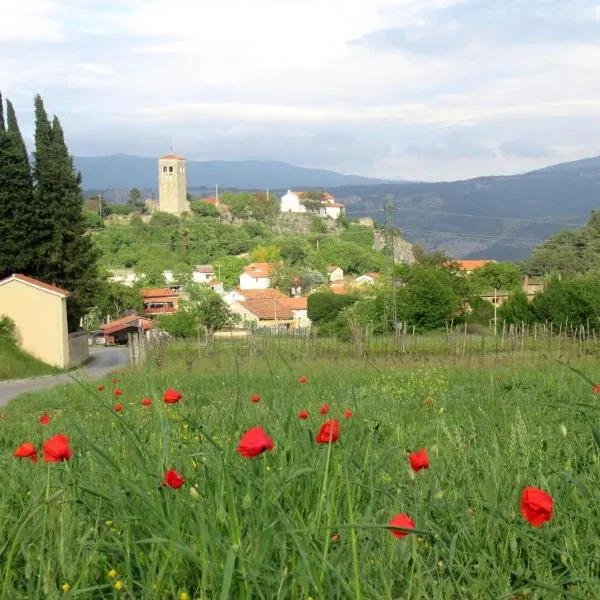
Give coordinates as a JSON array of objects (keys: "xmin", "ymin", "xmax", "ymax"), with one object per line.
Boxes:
[
  {"xmin": 33, "ymin": 96, "xmax": 101, "ymax": 329},
  {"xmin": 190, "ymin": 201, "xmax": 219, "ymax": 217},
  {"xmin": 95, "ymin": 281, "xmax": 144, "ymax": 321},
  {"xmin": 469, "ymin": 262, "xmax": 521, "ymax": 292},
  {"xmin": 279, "ymin": 236, "xmax": 310, "ymax": 264},
  {"xmin": 499, "ymin": 290, "xmax": 534, "ymax": 325},
  {"xmin": 213, "ymin": 256, "xmax": 249, "ymax": 289},
  {"xmin": 0, "ymin": 95, "xmax": 38, "ymax": 278},
  {"xmin": 307, "ymin": 292, "xmax": 358, "ymax": 324},
  {"xmin": 398, "ymin": 266, "xmax": 459, "ymax": 331},
  {"xmin": 128, "ymin": 188, "xmax": 144, "ymax": 210}
]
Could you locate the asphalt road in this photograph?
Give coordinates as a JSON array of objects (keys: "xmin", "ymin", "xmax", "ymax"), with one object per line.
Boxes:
[{"xmin": 0, "ymin": 347, "xmax": 129, "ymax": 407}]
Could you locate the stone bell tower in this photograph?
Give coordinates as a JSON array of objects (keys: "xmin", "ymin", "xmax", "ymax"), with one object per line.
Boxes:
[{"xmin": 158, "ymin": 153, "xmax": 189, "ymax": 215}]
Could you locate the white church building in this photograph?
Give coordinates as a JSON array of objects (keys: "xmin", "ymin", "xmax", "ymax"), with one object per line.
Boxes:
[{"xmin": 280, "ymin": 190, "xmax": 345, "ymax": 220}]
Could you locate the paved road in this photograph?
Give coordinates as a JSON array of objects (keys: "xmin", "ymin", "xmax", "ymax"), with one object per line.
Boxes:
[{"xmin": 0, "ymin": 347, "xmax": 129, "ymax": 407}]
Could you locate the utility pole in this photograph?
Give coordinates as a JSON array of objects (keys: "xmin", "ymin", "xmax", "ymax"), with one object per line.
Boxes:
[
  {"xmin": 383, "ymin": 195, "xmax": 397, "ymax": 333},
  {"xmin": 98, "ymin": 192, "xmax": 102, "ymax": 220}
]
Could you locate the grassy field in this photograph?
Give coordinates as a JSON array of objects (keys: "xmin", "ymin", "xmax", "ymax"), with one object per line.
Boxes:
[
  {"xmin": 0, "ymin": 337, "xmax": 60, "ymax": 381},
  {"xmin": 1, "ymin": 348, "xmax": 600, "ymax": 599}
]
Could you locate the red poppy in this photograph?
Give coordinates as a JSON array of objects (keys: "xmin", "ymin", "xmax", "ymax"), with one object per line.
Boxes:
[
  {"xmin": 344, "ymin": 409, "xmax": 352, "ymax": 419},
  {"xmin": 320, "ymin": 404, "xmax": 330, "ymax": 415},
  {"xmin": 316, "ymin": 419, "xmax": 340, "ymax": 444},
  {"xmin": 251, "ymin": 394, "xmax": 260, "ymax": 403},
  {"xmin": 111, "ymin": 378, "xmax": 117, "ymax": 384},
  {"xmin": 237, "ymin": 427, "xmax": 274, "ymax": 458},
  {"xmin": 40, "ymin": 413, "xmax": 51, "ymax": 426},
  {"xmin": 97, "ymin": 385, "xmax": 105, "ymax": 392},
  {"xmin": 298, "ymin": 410, "xmax": 309, "ymax": 420},
  {"xmin": 114, "ymin": 403, "xmax": 123, "ymax": 412},
  {"xmin": 388, "ymin": 513, "xmax": 415, "ymax": 539},
  {"xmin": 408, "ymin": 448, "xmax": 430, "ymax": 472},
  {"xmin": 299, "ymin": 376, "xmax": 308, "ymax": 384},
  {"xmin": 113, "ymin": 388, "xmax": 122, "ymax": 397},
  {"xmin": 43, "ymin": 434, "xmax": 73, "ymax": 462},
  {"xmin": 520, "ymin": 487, "xmax": 553, "ymax": 527},
  {"xmin": 163, "ymin": 388, "xmax": 182, "ymax": 404},
  {"xmin": 593, "ymin": 384, "xmax": 600, "ymax": 395},
  {"xmin": 141, "ymin": 397, "xmax": 152, "ymax": 407},
  {"xmin": 163, "ymin": 469, "xmax": 185, "ymax": 489},
  {"xmin": 14, "ymin": 441, "xmax": 38, "ymax": 463},
  {"xmin": 331, "ymin": 534, "xmax": 340, "ymax": 543}
]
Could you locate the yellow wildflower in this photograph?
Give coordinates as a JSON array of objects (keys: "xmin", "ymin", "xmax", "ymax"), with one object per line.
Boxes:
[
  {"xmin": 180, "ymin": 593, "xmax": 190, "ymax": 600},
  {"xmin": 114, "ymin": 581, "xmax": 124, "ymax": 591},
  {"xmin": 107, "ymin": 569, "xmax": 117, "ymax": 579},
  {"xmin": 61, "ymin": 583, "xmax": 71, "ymax": 592}
]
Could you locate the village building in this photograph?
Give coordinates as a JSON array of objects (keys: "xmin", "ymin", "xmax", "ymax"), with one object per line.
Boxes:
[
  {"xmin": 327, "ymin": 265, "xmax": 344, "ymax": 283},
  {"xmin": 454, "ymin": 259, "xmax": 496, "ymax": 274},
  {"xmin": 142, "ymin": 288, "xmax": 179, "ymax": 316},
  {"xmin": 0, "ymin": 273, "xmax": 88, "ymax": 368},
  {"xmin": 229, "ymin": 296, "xmax": 309, "ymax": 330},
  {"xmin": 355, "ymin": 272, "xmax": 380, "ymax": 286},
  {"xmin": 280, "ymin": 190, "xmax": 345, "ymax": 220},
  {"xmin": 239, "ymin": 263, "xmax": 274, "ymax": 290},
  {"xmin": 100, "ymin": 314, "xmax": 154, "ymax": 345},
  {"xmin": 158, "ymin": 154, "xmax": 190, "ymax": 216},
  {"xmin": 107, "ymin": 268, "xmax": 138, "ymax": 287},
  {"xmin": 192, "ymin": 265, "xmax": 215, "ymax": 284},
  {"xmin": 223, "ymin": 287, "xmax": 286, "ymax": 305}
]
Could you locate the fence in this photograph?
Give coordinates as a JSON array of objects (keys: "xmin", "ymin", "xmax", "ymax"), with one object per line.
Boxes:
[{"xmin": 141, "ymin": 321, "xmax": 600, "ymax": 371}]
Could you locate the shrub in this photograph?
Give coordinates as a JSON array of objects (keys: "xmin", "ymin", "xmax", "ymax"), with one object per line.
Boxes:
[
  {"xmin": 0, "ymin": 315, "xmax": 15, "ymax": 341},
  {"xmin": 307, "ymin": 292, "xmax": 358, "ymax": 324}
]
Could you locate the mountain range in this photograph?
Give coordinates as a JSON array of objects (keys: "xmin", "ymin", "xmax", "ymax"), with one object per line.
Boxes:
[{"xmin": 76, "ymin": 153, "xmax": 600, "ymax": 261}]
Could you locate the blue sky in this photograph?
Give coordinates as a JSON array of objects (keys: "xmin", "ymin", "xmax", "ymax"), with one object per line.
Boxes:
[{"xmin": 2, "ymin": 0, "xmax": 600, "ymax": 181}]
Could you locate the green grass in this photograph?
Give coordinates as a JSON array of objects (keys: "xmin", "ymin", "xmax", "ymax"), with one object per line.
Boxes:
[
  {"xmin": 1, "ymin": 351, "xmax": 600, "ymax": 598},
  {"xmin": 0, "ymin": 337, "xmax": 60, "ymax": 381}
]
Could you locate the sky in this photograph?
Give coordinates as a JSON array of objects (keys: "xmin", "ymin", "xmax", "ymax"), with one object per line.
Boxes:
[{"xmin": 2, "ymin": 0, "xmax": 600, "ymax": 181}]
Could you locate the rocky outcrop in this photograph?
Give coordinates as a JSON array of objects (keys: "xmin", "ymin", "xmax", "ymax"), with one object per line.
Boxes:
[{"xmin": 372, "ymin": 230, "xmax": 415, "ymax": 264}]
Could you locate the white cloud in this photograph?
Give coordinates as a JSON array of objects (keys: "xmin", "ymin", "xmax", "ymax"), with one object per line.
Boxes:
[{"xmin": 3, "ymin": 0, "xmax": 600, "ymax": 181}]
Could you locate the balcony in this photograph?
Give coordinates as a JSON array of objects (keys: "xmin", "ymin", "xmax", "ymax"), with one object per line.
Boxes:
[{"xmin": 144, "ymin": 304, "xmax": 176, "ymax": 316}]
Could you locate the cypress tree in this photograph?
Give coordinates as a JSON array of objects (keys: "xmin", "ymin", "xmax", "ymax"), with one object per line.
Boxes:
[
  {"xmin": 0, "ymin": 91, "xmax": 4, "ymax": 133},
  {"xmin": 0, "ymin": 95, "xmax": 37, "ymax": 278},
  {"xmin": 33, "ymin": 102, "xmax": 100, "ymax": 330}
]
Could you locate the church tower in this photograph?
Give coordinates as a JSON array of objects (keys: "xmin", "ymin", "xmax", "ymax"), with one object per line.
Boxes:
[{"xmin": 158, "ymin": 153, "xmax": 189, "ymax": 215}]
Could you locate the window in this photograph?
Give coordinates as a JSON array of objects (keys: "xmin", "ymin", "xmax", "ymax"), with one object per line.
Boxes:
[
  {"xmin": 162, "ymin": 166, "xmax": 167, "ymax": 173},
  {"xmin": 169, "ymin": 166, "xmax": 174, "ymax": 173}
]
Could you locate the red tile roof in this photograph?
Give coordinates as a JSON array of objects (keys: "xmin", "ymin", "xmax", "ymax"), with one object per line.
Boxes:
[
  {"xmin": 364, "ymin": 272, "xmax": 380, "ymax": 278},
  {"xmin": 239, "ymin": 298, "xmax": 294, "ymax": 320},
  {"xmin": 160, "ymin": 154, "xmax": 186, "ymax": 160},
  {"xmin": 234, "ymin": 288, "xmax": 286, "ymax": 300},
  {"xmin": 456, "ymin": 260, "xmax": 495, "ymax": 271},
  {"xmin": 243, "ymin": 263, "xmax": 274, "ymax": 278},
  {"xmin": 194, "ymin": 264, "xmax": 214, "ymax": 273},
  {"xmin": 280, "ymin": 297, "xmax": 307, "ymax": 310},
  {"xmin": 0, "ymin": 273, "xmax": 71, "ymax": 297},
  {"xmin": 326, "ymin": 202, "xmax": 345, "ymax": 208},
  {"xmin": 329, "ymin": 284, "xmax": 348, "ymax": 295},
  {"xmin": 101, "ymin": 315, "xmax": 154, "ymax": 335},
  {"xmin": 142, "ymin": 288, "xmax": 178, "ymax": 298},
  {"xmin": 201, "ymin": 197, "xmax": 218, "ymax": 205}
]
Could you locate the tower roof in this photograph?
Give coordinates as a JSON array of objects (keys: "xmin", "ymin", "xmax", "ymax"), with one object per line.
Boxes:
[{"xmin": 160, "ymin": 153, "xmax": 186, "ymax": 160}]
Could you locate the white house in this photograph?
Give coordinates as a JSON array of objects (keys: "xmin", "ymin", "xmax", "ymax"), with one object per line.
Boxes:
[
  {"xmin": 239, "ymin": 262, "xmax": 274, "ymax": 290},
  {"xmin": 207, "ymin": 280, "xmax": 224, "ymax": 294},
  {"xmin": 193, "ymin": 264, "xmax": 215, "ymax": 284},
  {"xmin": 355, "ymin": 272, "xmax": 380, "ymax": 286},
  {"xmin": 327, "ymin": 265, "xmax": 344, "ymax": 283},
  {"xmin": 107, "ymin": 269, "xmax": 138, "ymax": 287},
  {"xmin": 280, "ymin": 190, "xmax": 345, "ymax": 220},
  {"xmin": 163, "ymin": 270, "xmax": 175, "ymax": 284}
]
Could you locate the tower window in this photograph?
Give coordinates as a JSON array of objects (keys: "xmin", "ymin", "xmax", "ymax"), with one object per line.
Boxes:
[
  {"xmin": 169, "ymin": 166, "xmax": 174, "ymax": 173},
  {"xmin": 162, "ymin": 166, "xmax": 167, "ymax": 173}
]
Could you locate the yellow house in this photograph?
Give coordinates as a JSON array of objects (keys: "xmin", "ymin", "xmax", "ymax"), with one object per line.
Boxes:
[{"xmin": 0, "ymin": 273, "xmax": 73, "ymax": 368}]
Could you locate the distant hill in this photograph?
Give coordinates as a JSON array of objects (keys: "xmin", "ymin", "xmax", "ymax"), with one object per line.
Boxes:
[
  {"xmin": 331, "ymin": 156, "xmax": 600, "ymax": 260},
  {"xmin": 74, "ymin": 154, "xmax": 390, "ymax": 190}
]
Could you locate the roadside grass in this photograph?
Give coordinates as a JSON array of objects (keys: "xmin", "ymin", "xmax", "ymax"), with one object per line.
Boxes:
[
  {"xmin": 0, "ymin": 352, "xmax": 599, "ymax": 598},
  {"xmin": 0, "ymin": 337, "xmax": 60, "ymax": 381}
]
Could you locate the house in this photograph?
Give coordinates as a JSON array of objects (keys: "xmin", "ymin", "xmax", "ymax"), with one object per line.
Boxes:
[
  {"xmin": 200, "ymin": 197, "xmax": 219, "ymax": 206},
  {"xmin": 281, "ymin": 296, "xmax": 310, "ymax": 328},
  {"xmin": 223, "ymin": 287, "xmax": 286, "ymax": 305},
  {"xmin": 280, "ymin": 190, "xmax": 345, "ymax": 220},
  {"xmin": 355, "ymin": 272, "xmax": 380, "ymax": 286},
  {"xmin": 327, "ymin": 265, "xmax": 344, "ymax": 283},
  {"xmin": 239, "ymin": 262, "xmax": 274, "ymax": 290},
  {"xmin": 107, "ymin": 268, "xmax": 138, "ymax": 287},
  {"xmin": 101, "ymin": 314, "xmax": 154, "ymax": 345},
  {"xmin": 479, "ymin": 275, "xmax": 546, "ymax": 307},
  {"xmin": 142, "ymin": 288, "xmax": 179, "ymax": 316},
  {"xmin": 0, "ymin": 273, "xmax": 89, "ymax": 368},
  {"xmin": 454, "ymin": 259, "xmax": 496, "ymax": 274},
  {"xmin": 193, "ymin": 265, "xmax": 215, "ymax": 284},
  {"xmin": 207, "ymin": 281, "xmax": 224, "ymax": 294}
]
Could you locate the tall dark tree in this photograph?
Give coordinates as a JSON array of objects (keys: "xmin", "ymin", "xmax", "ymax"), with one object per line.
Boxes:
[
  {"xmin": 33, "ymin": 95, "xmax": 100, "ymax": 329},
  {"xmin": 0, "ymin": 95, "xmax": 37, "ymax": 278}
]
